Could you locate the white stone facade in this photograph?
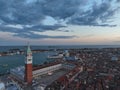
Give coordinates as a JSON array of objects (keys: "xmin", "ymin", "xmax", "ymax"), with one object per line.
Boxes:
[
  {"xmin": 33, "ymin": 63, "xmax": 75, "ymax": 78},
  {"xmin": 33, "ymin": 64, "xmax": 62, "ymax": 78}
]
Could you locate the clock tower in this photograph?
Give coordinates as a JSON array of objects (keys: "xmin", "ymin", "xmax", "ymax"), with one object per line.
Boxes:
[{"xmin": 25, "ymin": 44, "xmax": 33, "ymax": 85}]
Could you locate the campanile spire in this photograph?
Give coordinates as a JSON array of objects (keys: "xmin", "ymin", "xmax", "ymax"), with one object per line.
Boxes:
[{"xmin": 25, "ymin": 43, "xmax": 33, "ymax": 84}]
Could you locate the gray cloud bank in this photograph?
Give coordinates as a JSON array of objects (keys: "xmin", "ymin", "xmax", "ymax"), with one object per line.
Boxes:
[{"xmin": 0, "ymin": 0, "xmax": 119, "ymax": 39}]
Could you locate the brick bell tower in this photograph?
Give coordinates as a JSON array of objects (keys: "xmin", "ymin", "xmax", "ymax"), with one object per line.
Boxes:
[{"xmin": 25, "ymin": 43, "xmax": 33, "ymax": 85}]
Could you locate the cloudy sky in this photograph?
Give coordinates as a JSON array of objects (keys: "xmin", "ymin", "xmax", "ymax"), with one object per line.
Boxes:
[{"xmin": 0, "ymin": 0, "xmax": 120, "ymax": 45}]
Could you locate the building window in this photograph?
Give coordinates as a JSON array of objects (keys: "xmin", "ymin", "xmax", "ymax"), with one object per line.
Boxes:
[{"xmin": 28, "ymin": 59, "xmax": 31, "ymax": 61}]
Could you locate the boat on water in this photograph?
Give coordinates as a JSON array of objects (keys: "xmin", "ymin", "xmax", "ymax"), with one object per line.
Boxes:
[
  {"xmin": 2, "ymin": 64, "xmax": 8, "ymax": 67},
  {"xmin": 47, "ymin": 53, "xmax": 64, "ymax": 59},
  {"xmin": 0, "ymin": 64, "xmax": 8, "ymax": 67}
]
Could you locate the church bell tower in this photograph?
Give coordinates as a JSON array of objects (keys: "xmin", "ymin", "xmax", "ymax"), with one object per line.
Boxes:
[{"xmin": 25, "ymin": 44, "xmax": 33, "ymax": 84}]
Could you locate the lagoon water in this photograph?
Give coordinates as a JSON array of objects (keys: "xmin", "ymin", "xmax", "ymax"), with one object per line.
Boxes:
[
  {"xmin": 0, "ymin": 52, "xmax": 50, "ymax": 73},
  {"xmin": 0, "ymin": 45, "xmax": 120, "ymax": 74},
  {"xmin": 0, "ymin": 45, "xmax": 120, "ymax": 52}
]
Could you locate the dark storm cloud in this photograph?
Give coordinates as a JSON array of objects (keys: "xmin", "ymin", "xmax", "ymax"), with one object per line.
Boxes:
[
  {"xmin": 0, "ymin": 0, "xmax": 83, "ymax": 24},
  {"xmin": 0, "ymin": 24, "xmax": 66, "ymax": 32},
  {"xmin": 26, "ymin": 24, "xmax": 66, "ymax": 32},
  {"xmin": 116, "ymin": 0, "xmax": 120, "ymax": 2},
  {"xmin": 0, "ymin": 0, "xmax": 45, "ymax": 25},
  {"xmin": 42, "ymin": 0, "xmax": 83, "ymax": 19},
  {"xmin": 13, "ymin": 32, "xmax": 76, "ymax": 39},
  {"xmin": 69, "ymin": 1, "xmax": 120, "ymax": 26},
  {"xmin": 0, "ymin": 0, "xmax": 119, "ymax": 25},
  {"xmin": 0, "ymin": 24, "xmax": 71, "ymax": 39},
  {"xmin": 0, "ymin": 0, "xmax": 119, "ymax": 39}
]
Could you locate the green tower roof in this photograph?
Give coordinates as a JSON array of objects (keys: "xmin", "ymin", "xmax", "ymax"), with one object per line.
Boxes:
[{"xmin": 27, "ymin": 44, "xmax": 32, "ymax": 54}]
